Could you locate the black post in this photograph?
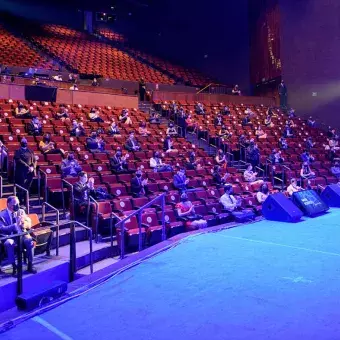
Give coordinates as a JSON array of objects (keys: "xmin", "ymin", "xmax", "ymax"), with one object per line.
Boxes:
[
  {"xmin": 16, "ymin": 235, "xmax": 23, "ymax": 295},
  {"xmin": 69, "ymin": 222, "xmax": 76, "ymax": 282}
]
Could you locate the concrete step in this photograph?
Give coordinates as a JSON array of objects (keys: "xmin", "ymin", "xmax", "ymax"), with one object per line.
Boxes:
[{"xmin": 76, "ymin": 257, "xmax": 120, "ymax": 276}]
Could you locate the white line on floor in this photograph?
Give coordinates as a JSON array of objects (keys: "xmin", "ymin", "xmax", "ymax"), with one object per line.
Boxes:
[
  {"xmin": 218, "ymin": 235, "xmax": 340, "ymax": 257},
  {"xmin": 32, "ymin": 316, "xmax": 73, "ymax": 340}
]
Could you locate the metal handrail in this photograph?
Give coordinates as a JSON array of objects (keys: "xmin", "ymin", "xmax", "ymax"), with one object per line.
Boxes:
[
  {"xmin": 57, "ymin": 220, "xmax": 93, "ymax": 281},
  {"xmin": 116, "ymin": 192, "xmax": 166, "ymax": 259},
  {"xmin": 89, "ymin": 196, "xmax": 99, "ymax": 242},
  {"xmin": 62, "ymin": 179, "xmax": 74, "ymax": 219},
  {"xmin": 273, "ymin": 176, "xmax": 285, "ymax": 190},
  {"xmin": 0, "ymin": 145, "xmax": 8, "ymax": 177},
  {"xmin": 0, "ymin": 175, "xmax": 3, "ymax": 198},
  {"xmin": 42, "ymin": 202, "xmax": 60, "ymax": 256},
  {"xmin": 255, "ymin": 166, "xmax": 265, "ymax": 180},
  {"xmin": 38, "ymin": 169, "xmax": 48, "ymax": 203},
  {"xmin": 14, "ymin": 184, "xmax": 29, "ymax": 213},
  {"xmin": 196, "ymin": 83, "xmax": 212, "ymax": 94}
]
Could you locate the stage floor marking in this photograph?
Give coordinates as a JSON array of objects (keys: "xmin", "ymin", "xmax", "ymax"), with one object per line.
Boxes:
[
  {"xmin": 32, "ymin": 316, "xmax": 74, "ymax": 340},
  {"xmin": 218, "ymin": 234, "xmax": 340, "ymax": 257}
]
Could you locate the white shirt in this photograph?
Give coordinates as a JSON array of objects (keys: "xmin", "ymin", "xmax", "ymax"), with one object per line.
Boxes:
[
  {"xmin": 150, "ymin": 157, "xmax": 163, "ymax": 168},
  {"xmin": 244, "ymin": 170, "xmax": 256, "ymax": 182},
  {"xmin": 220, "ymin": 194, "xmax": 237, "ymax": 212},
  {"xmin": 256, "ymin": 191, "xmax": 268, "ymax": 204},
  {"xmin": 287, "ymin": 184, "xmax": 301, "ymax": 196}
]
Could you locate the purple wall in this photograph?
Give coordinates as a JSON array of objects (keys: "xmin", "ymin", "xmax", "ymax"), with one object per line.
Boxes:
[{"xmin": 280, "ymin": 0, "xmax": 340, "ymax": 128}]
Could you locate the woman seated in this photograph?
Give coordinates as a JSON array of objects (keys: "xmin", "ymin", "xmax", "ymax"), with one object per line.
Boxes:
[
  {"xmin": 166, "ymin": 123, "xmax": 178, "ymax": 137},
  {"xmin": 15, "ymin": 102, "xmax": 32, "ymax": 119},
  {"xmin": 88, "ymin": 108, "xmax": 104, "ymax": 122},
  {"xmin": 218, "ymin": 125, "xmax": 232, "ymax": 141},
  {"xmin": 138, "ymin": 121, "xmax": 151, "ymax": 136},
  {"xmin": 256, "ymin": 183, "xmax": 270, "ymax": 204},
  {"xmin": 186, "ymin": 151, "xmax": 200, "ymax": 170},
  {"xmin": 270, "ymin": 149, "xmax": 285, "ymax": 164},
  {"xmin": 149, "ymin": 151, "xmax": 172, "ymax": 172},
  {"xmin": 185, "ymin": 114, "xmax": 197, "ymax": 132},
  {"xmin": 119, "ymin": 109, "xmax": 132, "ymax": 126},
  {"xmin": 149, "ymin": 111, "xmax": 160, "ymax": 124},
  {"xmin": 243, "ymin": 164, "xmax": 264, "ymax": 185},
  {"xmin": 176, "ymin": 193, "xmax": 207, "ymax": 230},
  {"xmin": 215, "ymin": 149, "xmax": 227, "ymax": 168},
  {"xmin": 287, "ymin": 178, "xmax": 302, "ymax": 196},
  {"xmin": 39, "ymin": 134, "xmax": 65, "ymax": 156},
  {"xmin": 255, "ymin": 125, "xmax": 267, "ymax": 139},
  {"xmin": 108, "ymin": 119, "xmax": 120, "ymax": 135},
  {"xmin": 163, "ymin": 135, "xmax": 178, "ymax": 153},
  {"xmin": 300, "ymin": 162, "xmax": 315, "ymax": 180}
]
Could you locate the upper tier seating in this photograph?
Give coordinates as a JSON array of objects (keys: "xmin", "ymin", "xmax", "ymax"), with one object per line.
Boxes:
[
  {"xmin": 0, "ymin": 25, "xmax": 53, "ymax": 69},
  {"xmin": 96, "ymin": 27, "xmax": 212, "ymax": 86},
  {"xmin": 30, "ymin": 24, "xmax": 174, "ymax": 84}
]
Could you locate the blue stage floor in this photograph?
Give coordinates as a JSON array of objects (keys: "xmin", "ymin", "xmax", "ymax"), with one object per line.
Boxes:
[{"xmin": 3, "ymin": 209, "xmax": 340, "ymax": 340}]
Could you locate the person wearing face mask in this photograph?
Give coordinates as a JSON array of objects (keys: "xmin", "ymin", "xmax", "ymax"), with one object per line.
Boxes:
[
  {"xmin": 28, "ymin": 116, "xmax": 43, "ymax": 136},
  {"xmin": 125, "ymin": 132, "xmax": 141, "ymax": 151},
  {"xmin": 14, "ymin": 138, "xmax": 37, "ymax": 206},
  {"xmin": 212, "ymin": 165, "xmax": 230, "ymax": 188},
  {"xmin": 0, "ymin": 196, "xmax": 37, "ymax": 275},
  {"xmin": 215, "ymin": 149, "xmax": 227, "ymax": 169},
  {"xmin": 73, "ymin": 172, "xmax": 97, "ymax": 218},
  {"xmin": 108, "ymin": 119, "xmax": 120, "ymax": 135},
  {"xmin": 39, "ymin": 134, "xmax": 65, "ymax": 156},
  {"xmin": 70, "ymin": 120, "xmax": 85, "ymax": 137},
  {"xmin": 110, "ymin": 149, "xmax": 129, "ymax": 173},
  {"xmin": 86, "ymin": 132, "xmax": 106, "ymax": 153},
  {"xmin": 149, "ymin": 151, "xmax": 172, "ymax": 172},
  {"xmin": 166, "ymin": 123, "xmax": 177, "ymax": 137},
  {"xmin": 131, "ymin": 169, "xmax": 149, "ymax": 197},
  {"xmin": 15, "ymin": 102, "xmax": 32, "ymax": 119},
  {"xmin": 186, "ymin": 151, "xmax": 199, "ymax": 170},
  {"xmin": 61, "ymin": 152, "xmax": 82, "ymax": 177},
  {"xmin": 176, "ymin": 193, "xmax": 207, "ymax": 230},
  {"xmin": 256, "ymin": 183, "xmax": 270, "ymax": 204},
  {"xmin": 173, "ymin": 168, "xmax": 189, "ymax": 193},
  {"xmin": 220, "ymin": 184, "xmax": 242, "ymax": 212}
]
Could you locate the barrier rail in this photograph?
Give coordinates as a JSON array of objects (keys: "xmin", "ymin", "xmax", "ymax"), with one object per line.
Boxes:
[
  {"xmin": 42, "ymin": 202, "xmax": 60, "ymax": 256},
  {"xmin": 115, "ymin": 193, "xmax": 166, "ymax": 259},
  {"xmin": 14, "ymin": 184, "xmax": 29, "ymax": 213},
  {"xmin": 61, "ymin": 179, "xmax": 74, "ymax": 219}
]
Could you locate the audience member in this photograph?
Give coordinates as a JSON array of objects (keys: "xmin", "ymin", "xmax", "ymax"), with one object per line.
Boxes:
[
  {"xmin": 256, "ymin": 183, "xmax": 269, "ymax": 204},
  {"xmin": 70, "ymin": 120, "xmax": 85, "ymax": 137},
  {"xmin": 176, "ymin": 193, "xmax": 207, "ymax": 230},
  {"xmin": 246, "ymin": 140, "xmax": 260, "ymax": 167},
  {"xmin": 173, "ymin": 168, "xmax": 189, "ymax": 192},
  {"xmin": 131, "ymin": 168, "xmax": 149, "ymax": 197},
  {"xmin": 15, "ymin": 102, "xmax": 31, "ymax": 119},
  {"xmin": 73, "ymin": 172, "xmax": 96, "ymax": 218},
  {"xmin": 232, "ymin": 85, "xmax": 241, "ymax": 96},
  {"xmin": 149, "ymin": 111, "xmax": 160, "ymax": 124},
  {"xmin": 243, "ymin": 164, "xmax": 264, "ymax": 185},
  {"xmin": 110, "ymin": 149, "xmax": 129, "ymax": 173},
  {"xmin": 138, "ymin": 122, "xmax": 151, "ymax": 136},
  {"xmin": 331, "ymin": 162, "xmax": 340, "ymax": 180},
  {"xmin": 278, "ymin": 137, "xmax": 288, "ymax": 150},
  {"xmin": 166, "ymin": 123, "xmax": 178, "ymax": 137},
  {"xmin": 287, "ymin": 178, "xmax": 302, "ymax": 196},
  {"xmin": 39, "ymin": 134, "xmax": 64, "ymax": 156},
  {"xmin": 119, "ymin": 109, "xmax": 132, "ymax": 126},
  {"xmin": 300, "ymin": 162, "xmax": 315, "ymax": 180},
  {"xmin": 125, "ymin": 132, "xmax": 141, "ymax": 151},
  {"xmin": 88, "ymin": 108, "xmax": 104, "ymax": 122},
  {"xmin": 214, "ymin": 113, "xmax": 223, "ymax": 127},
  {"xmin": 86, "ymin": 132, "xmax": 105, "ymax": 153},
  {"xmin": 28, "ymin": 116, "xmax": 42, "ymax": 136},
  {"xmin": 61, "ymin": 152, "xmax": 82, "ymax": 177},
  {"xmin": 255, "ymin": 125, "xmax": 267, "ymax": 139},
  {"xmin": 163, "ymin": 135, "xmax": 177, "ymax": 153},
  {"xmin": 212, "ymin": 165, "xmax": 230, "ymax": 187},
  {"xmin": 215, "ymin": 149, "xmax": 227, "ymax": 169},
  {"xmin": 149, "ymin": 151, "xmax": 172, "ymax": 172},
  {"xmin": 108, "ymin": 119, "xmax": 120, "ymax": 135}
]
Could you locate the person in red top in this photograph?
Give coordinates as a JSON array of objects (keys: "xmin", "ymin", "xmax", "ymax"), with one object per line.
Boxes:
[{"xmin": 175, "ymin": 193, "xmax": 207, "ymax": 231}]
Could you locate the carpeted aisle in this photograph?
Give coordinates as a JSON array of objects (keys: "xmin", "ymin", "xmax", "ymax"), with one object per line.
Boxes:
[{"xmin": 3, "ymin": 209, "xmax": 340, "ymax": 340}]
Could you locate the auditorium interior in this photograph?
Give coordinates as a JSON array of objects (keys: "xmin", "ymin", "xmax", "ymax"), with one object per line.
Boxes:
[{"xmin": 0, "ymin": 0, "xmax": 340, "ymax": 339}]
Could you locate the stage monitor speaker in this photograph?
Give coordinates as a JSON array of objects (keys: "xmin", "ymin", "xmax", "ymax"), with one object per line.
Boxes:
[
  {"xmin": 16, "ymin": 281, "xmax": 67, "ymax": 311},
  {"xmin": 262, "ymin": 193, "xmax": 303, "ymax": 222},
  {"xmin": 320, "ymin": 184, "xmax": 340, "ymax": 207},
  {"xmin": 292, "ymin": 189, "xmax": 329, "ymax": 217}
]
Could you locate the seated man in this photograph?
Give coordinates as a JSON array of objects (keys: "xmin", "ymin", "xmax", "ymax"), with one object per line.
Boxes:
[
  {"xmin": 108, "ymin": 119, "xmax": 120, "ymax": 135},
  {"xmin": 110, "ymin": 149, "xmax": 129, "ymax": 173},
  {"xmin": 73, "ymin": 172, "xmax": 96, "ymax": 218},
  {"xmin": 28, "ymin": 116, "xmax": 43, "ymax": 136},
  {"xmin": 70, "ymin": 120, "xmax": 85, "ymax": 137},
  {"xmin": 149, "ymin": 111, "xmax": 160, "ymax": 124},
  {"xmin": 287, "ymin": 178, "xmax": 302, "ymax": 196},
  {"xmin": 39, "ymin": 134, "xmax": 65, "ymax": 156},
  {"xmin": 55, "ymin": 106, "xmax": 70, "ymax": 121},
  {"xmin": 212, "ymin": 165, "xmax": 230, "ymax": 188},
  {"xmin": 0, "ymin": 196, "xmax": 37, "ymax": 275},
  {"xmin": 331, "ymin": 162, "xmax": 340, "ymax": 180},
  {"xmin": 243, "ymin": 164, "xmax": 264, "ymax": 185},
  {"xmin": 61, "ymin": 152, "xmax": 82, "ymax": 177},
  {"xmin": 125, "ymin": 132, "xmax": 141, "ymax": 151},
  {"xmin": 173, "ymin": 168, "xmax": 189, "ymax": 192},
  {"xmin": 232, "ymin": 85, "xmax": 241, "ymax": 95},
  {"xmin": 86, "ymin": 132, "xmax": 106, "ymax": 153},
  {"xmin": 131, "ymin": 168, "xmax": 149, "ymax": 198},
  {"xmin": 149, "ymin": 151, "xmax": 172, "ymax": 172},
  {"xmin": 220, "ymin": 184, "xmax": 241, "ymax": 212},
  {"xmin": 176, "ymin": 193, "xmax": 207, "ymax": 231}
]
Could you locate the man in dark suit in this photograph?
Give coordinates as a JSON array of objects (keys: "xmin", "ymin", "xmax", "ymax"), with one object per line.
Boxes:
[
  {"xmin": 27, "ymin": 116, "xmax": 43, "ymax": 136},
  {"xmin": 0, "ymin": 196, "xmax": 36, "ymax": 275},
  {"xmin": 73, "ymin": 172, "xmax": 97, "ymax": 218},
  {"xmin": 125, "ymin": 132, "xmax": 141, "ymax": 152},
  {"xmin": 109, "ymin": 149, "xmax": 129, "ymax": 173},
  {"xmin": 14, "ymin": 138, "xmax": 37, "ymax": 206},
  {"xmin": 278, "ymin": 80, "xmax": 288, "ymax": 109},
  {"xmin": 131, "ymin": 168, "xmax": 149, "ymax": 198},
  {"xmin": 173, "ymin": 168, "xmax": 189, "ymax": 193}
]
